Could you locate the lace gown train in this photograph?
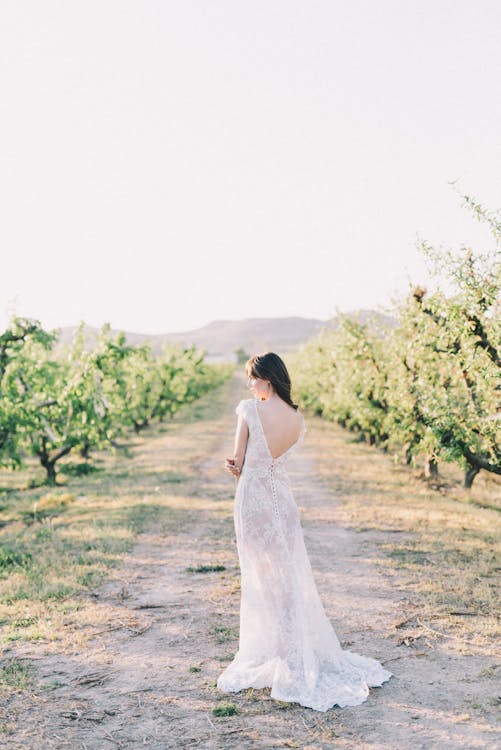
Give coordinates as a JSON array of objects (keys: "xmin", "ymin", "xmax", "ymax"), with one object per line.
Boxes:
[{"xmin": 216, "ymin": 398, "xmax": 392, "ymax": 712}]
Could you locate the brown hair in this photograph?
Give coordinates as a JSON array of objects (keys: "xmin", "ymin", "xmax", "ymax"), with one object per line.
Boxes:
[{"xmin": 245, "ymin": 352, "xmax": 298, "ymax": 410}]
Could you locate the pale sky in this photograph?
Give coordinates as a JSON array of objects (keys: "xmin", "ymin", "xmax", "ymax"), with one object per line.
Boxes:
[{"xmin": 1, "ymin": 1, "xmax": 500, "ymax": 335}]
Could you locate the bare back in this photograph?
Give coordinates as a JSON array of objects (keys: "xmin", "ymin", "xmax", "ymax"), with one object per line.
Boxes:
[{"xmin": 255, "ymin": 397, "xmax": 303, "ymax": 459}]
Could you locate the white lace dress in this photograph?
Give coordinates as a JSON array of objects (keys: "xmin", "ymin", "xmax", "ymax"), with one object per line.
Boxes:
[{"xmin": 216, "ymin": 397, "xmax": 392, "ymax": 712}]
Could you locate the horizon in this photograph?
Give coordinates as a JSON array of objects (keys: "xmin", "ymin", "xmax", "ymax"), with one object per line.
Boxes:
[{"xmin": 51, "ymin": 307, "xmax": 394, "ymax": 338}]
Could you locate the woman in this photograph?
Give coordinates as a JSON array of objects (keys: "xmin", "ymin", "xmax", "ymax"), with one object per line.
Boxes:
[{"xmin": 216, "ymin": 352, "xmax": 392, "ymax": 712}]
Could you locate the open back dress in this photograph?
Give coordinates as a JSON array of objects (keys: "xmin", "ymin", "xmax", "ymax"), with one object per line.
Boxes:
[{"xmin": 216, "ymin": 397, "xmax": 392, "ymax": 712}]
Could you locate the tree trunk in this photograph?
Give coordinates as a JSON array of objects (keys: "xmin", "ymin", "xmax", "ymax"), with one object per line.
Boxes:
[
  {"xmin": 80, "ymin": 442, "xmax": 91, "ymax": 459},
  {"xmin": 37, "ymin": 438, "xmax": 56, "ymax": 485},
  {"xmin": 424, "ymin": 457, "xmax": 439, "ymax": 477},
  {"xmin": 40, "ymin": 456, "xmax": 57, "ymax": 485},
  {"xmin": 377, "ymin": 432, "xmax": 389, "ymax": 451},
  {"xmin": 402, "ymin": 443, "xmax": 413, "ymax": 466},
  {"xmin": 37, "ymin": 442, "xmax": 73, "ymax": 485},
  {"xmin": 464, "ymin": 464, "xmax": 480, "ymax": 488}
]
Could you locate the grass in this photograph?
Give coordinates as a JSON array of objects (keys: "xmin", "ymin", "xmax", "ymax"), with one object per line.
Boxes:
[
  {"xmin": 186, "ymin": 564, "xmax": 226, "ymax": 573},
  {"xmin": 308, "ymin": 413, "xmax": 501, "ymax": 651},
  {"xmin": 0, "ymin": 658, "xmax": 33, "ymax": 691},
  {"xmin": 0, "ymin": 374, "xmax": 238, "ymax": 656},
  {"xmin": 0, "ymin": 544, "xmax": 32, "ymax": 571},
  {"xmin": 2, "ymin": 366, "xmax": 498, "ymax": 684},
  {"xmin": 211, "ymin": 624, "xmax": 238, "ymax": 644},
  {"xmin": 1, "ymin": 371, "xmax": 499, "ymax": 748},
  {"xmin": 27, "ymin": 492, "xmax": 77, "ymax": 522},
  {"xmin": 212, "ymin": 701, "xmax": 238, "ymax": 716},
  {"xmin": 59, "ymin": 462, "xmax": 103, "ymax": 477}
]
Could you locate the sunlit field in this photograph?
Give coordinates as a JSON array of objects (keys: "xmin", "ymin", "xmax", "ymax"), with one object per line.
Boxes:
[
  {"xmin": 0, "ymin": 374, "xmax": 499, "ymax": 747},
  {"xmin": 308, "ymin": 414, "xmax": 500, "ymax": 652},
  {"xmin": 0, "ymin": 376, "xmax": 238, "ymax": 655}
]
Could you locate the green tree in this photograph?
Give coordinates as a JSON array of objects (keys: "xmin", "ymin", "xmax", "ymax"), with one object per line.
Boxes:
[
  {"xmin": 0, "ymin": 318, "xmax": 57, "ymax": 469},
  {"xmin": 290, "ymin": 193, "xmax": 500, "ymax": 488}
]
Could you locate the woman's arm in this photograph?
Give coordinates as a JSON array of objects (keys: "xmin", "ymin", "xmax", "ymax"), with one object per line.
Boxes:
[{"xmin": 225, "ymin": 414, "xmax": 249, "ymax": 478}]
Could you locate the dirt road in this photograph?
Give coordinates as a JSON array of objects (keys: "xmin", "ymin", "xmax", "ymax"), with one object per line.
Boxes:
[{"xmin": 2, "ymin": 379, "xmax": 499, "ymax": 749}]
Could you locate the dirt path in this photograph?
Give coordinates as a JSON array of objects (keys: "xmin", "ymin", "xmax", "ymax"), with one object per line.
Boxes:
[{"xmin": 2, "ymin": 380, "xmax": 500, "ymax": 749}]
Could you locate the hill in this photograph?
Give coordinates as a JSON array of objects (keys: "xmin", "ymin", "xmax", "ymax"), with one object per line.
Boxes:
[{"xmin": 55, "ymin": 310, "xmax": 397, "ymax": 362}]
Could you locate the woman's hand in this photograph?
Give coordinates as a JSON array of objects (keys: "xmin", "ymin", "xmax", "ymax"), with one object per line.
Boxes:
[{"xmin": 225, "ymin": 457, "xmax": 241, "ymax": 477}]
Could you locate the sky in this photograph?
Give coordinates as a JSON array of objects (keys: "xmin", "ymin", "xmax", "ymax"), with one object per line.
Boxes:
[{"xmin": 1, "ymin": 0, "xmax": 500, "ymax": 335}]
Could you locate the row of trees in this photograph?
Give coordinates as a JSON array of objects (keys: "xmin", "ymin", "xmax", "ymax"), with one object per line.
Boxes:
[
  {"xmin": 290, "ymin": 195, "xmax": 500, "ymax": 488},
  {"xmin": 0, "ymin": 319, "xmax": 232, "ymax": 484}
]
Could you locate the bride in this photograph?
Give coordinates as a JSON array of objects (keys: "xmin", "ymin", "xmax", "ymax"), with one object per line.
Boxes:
[{"xmin": 216, "ymin": 352, "xmax": 392, "ymax": 712}]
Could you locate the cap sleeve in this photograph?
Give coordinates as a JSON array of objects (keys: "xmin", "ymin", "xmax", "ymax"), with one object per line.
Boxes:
[{"xmin": 235, "ymin": 399, "xmax": 247, "ymax": 417}]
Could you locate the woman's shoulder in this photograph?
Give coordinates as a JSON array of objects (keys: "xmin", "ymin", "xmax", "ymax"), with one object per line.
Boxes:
[
  {"xmin": 235, "ymin": 398, "xmax": 254, "ymax": 416},
  {"xmin": 264, "ymin": 398, "xmax": 304, "ymax": 424},
  {"xmin": 279, "ymin": 399, "xmax": 303, "ymax": 418},
  {"xmin": 284, "ymin": 402, "xmax": 306, "ymax": 429},
  {"xmin": 293, "ymin": 406, "xmax": 306, "ymax": 427}
]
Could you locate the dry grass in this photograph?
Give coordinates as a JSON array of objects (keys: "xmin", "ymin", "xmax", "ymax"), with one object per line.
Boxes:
[
  {"xmin": 1, "ymin": 374, "xmax": 499, "ymax": 748},
  {"xmin": 2, "ymin": 375, "xmax": 498, "ymax": 659},
  {"xmin": 0, "ymin": 375, "xmax": 238, "ymax": 656},
  {"xmin": 306, "ymin": 414, "xmax": 501, "ymax": 653}
]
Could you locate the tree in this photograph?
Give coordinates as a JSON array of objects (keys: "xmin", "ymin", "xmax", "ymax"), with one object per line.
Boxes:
[
  {"xmin": 0, "ymin": 318, "xmax": 234, "ymax": 485},
  {"xmin": 290, "ymin": 192, "xmax": 500, "ymax": 488},
  {"xmin": 0, "ymin": 317, "xmax": 58, "ymax": 470}
]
